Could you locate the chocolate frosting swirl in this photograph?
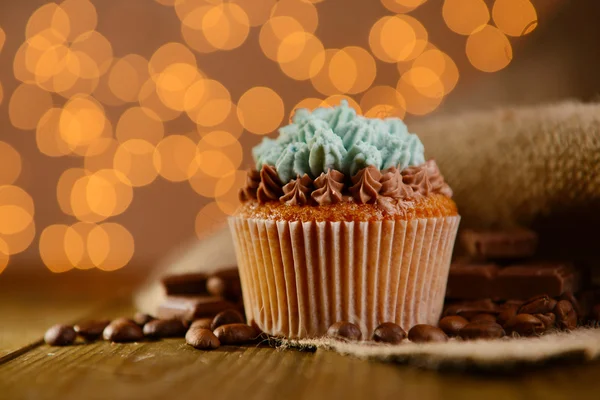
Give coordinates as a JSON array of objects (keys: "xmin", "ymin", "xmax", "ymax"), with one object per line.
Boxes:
[
  {"xmin": 257, "ymin": 165, "xmax": 284, "ymax": 203},
  {"xmin": 238, "ymin": 169, "xmax": 261, "ymax": 202},
  {"xmin": 402, "ymin": 160, "xmax": 452, "ymax": 197},
  {"xmin": 380, "ymin": 166, "xmax": 413, "ymax": 200},
  {"xmin": 311, "ymin": 169, "xmax": 344, "ymax": 205},
  {"xmin": 280, "ymin": 174, "xmax": 313, "ymax": 206},
  {"xmin": 424, "ymin": 160, "xmax": 453, "ymax": 197},
  {"xmin": 349, "ymin": 165, "xmax": 382, "ymax": 204}
]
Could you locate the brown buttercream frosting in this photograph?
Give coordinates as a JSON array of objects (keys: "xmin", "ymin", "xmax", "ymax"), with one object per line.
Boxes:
[
  {"xmin": 424, "ymin": 160, "xmax": 453, "ymax": 197},
  {"xmin": 257, "ymin": 165, "xmax": 283, "ymax": 204},
  {"xmin": 311, "ymin": 169, "xmax": 344, "ymax": 205},
  {"xmin": 402, "ymin": 160, "xmax": 452, "ymax": 197},
  {"xmin": 238, "ymin": 169, "xmax": 260, "ymax": 202},
  {"xmin": 349, "ymin": 165, "xmax": 382, "ymax": 204},
  {"xmin": 280, "ymin": 174, "xmax": 313, "ymax": 206},
  {"xmin": 380, "ymin": 166, "xmax": 413, "ymax": 200}
]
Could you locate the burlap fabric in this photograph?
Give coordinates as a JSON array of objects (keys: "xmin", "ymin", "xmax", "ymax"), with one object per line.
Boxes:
[{"xmin": 135, "ymin": 101, "xmax": 600, "ymax": 369}]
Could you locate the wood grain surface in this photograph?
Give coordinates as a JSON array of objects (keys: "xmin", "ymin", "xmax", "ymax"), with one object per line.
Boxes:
[{"xmin": 1, "ymin": 268, "xmax": 600, "ymax": 400}]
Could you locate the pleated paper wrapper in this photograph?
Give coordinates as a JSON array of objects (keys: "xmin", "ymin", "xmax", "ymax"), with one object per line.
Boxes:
[{"xmin": 229, "ymin": 215, "xmax": 460, "ymax": 339}]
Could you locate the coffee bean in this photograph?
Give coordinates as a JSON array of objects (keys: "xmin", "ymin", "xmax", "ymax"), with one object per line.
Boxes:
[
  {"xmin": 190, "ymin": 318, "xmax": 213, "ymax": 330},
  {"xmin": 213, "ymin": 323, "xmax": 259, "ymax": 345},
  {"xmin": 470, "ymin": 313, "xmax": 496, "ymax": 323},
  {"xmin": 143, "ymin": 319, "xmax": 187, "ymax": 339},
  {"xmin": 534, "ymin": 313, "xmax": 556, "ymax": 330},
  {"xmin": 459, "ymin": 321, "xmax": 505, "ymax": 340},
  {"xmin": 560, "ymin": 292, "xmax": 583, "ymax": 320},
  {"xmin": 186, "ymin": 327, "xmax": 220, "ymax": 350},
  {"xmin": 554, "ymin": 300, "xmax": 577, "ymax": 330},
  {"xmin": 326, "ymin": 321, "xmax": 362, "ymax": 341},
  {"xmin": 408, "ymin": 324, "xmax": 447, "ymax": 343},
  {"xmin": 497, "ymin": 305, "xmax": 519, "ymax": 326},
  {"xmin": 74, "ymin": 320, "xmax": 110, "ymax": 341},
  {"xmin": 518, "ymin": 295, "xmax": 557, "ymax": 315},
  {"xmin": 44, "ymin": 325, "xmax": 76, "ymax": 346},
  {"xmin": 438, "ymin": 316, "xmax": 469, "ymax": 337},
  {"xmin": 133, "ymin": 313, "xmax": 155, "ymax": 326},
  {"xmin": 443, "ymin": 299, "xmax": 499, "ymax": 320},
  {"xmin": 372, "ymin": 323, "xmax": 406, "ymax": 344},
  {"xmin": 211, "ymin": 309, "xmax": 245, "ymax": 331},
  {"xmin": 504, "ymin": 314, "xmax": 545, "ymax": 336},
  {"xmin": 103, "ymin": 319, "xmax": 144, "ymax": 342}
]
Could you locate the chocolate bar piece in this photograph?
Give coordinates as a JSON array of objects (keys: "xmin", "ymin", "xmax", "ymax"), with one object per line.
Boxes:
[
  {"xmin": 157, "ymin": 296, "xmax": 236, "ymax": 321},
  {"xmin": 460, "ymin": 228, "xmax": 538, "ymax": 260},
  {"xmin": 207, "ymin": 268, "xmax": 241, "ymax": 301},
  {"xmin": 445, "ymin": 263, "xmax": 499, "ymax": 299},
  {"xmin": 495, "ymin": 263, "xmax": 579, "ymax": 300},
  {"xmin": 161, "ymin": 273, "xmax": 208, "ymax": 295},
  {"xmin": 445, "ymin": 262, "xmax": 579, "ymax": 301}
]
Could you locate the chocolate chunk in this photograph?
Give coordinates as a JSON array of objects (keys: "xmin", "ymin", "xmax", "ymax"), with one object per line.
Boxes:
[
  {"xmin": 74, "ymin": 320, "xmax": 110, "ymax": 341},
  {"xmin": 143, "ymin": 319, "xmax": 187, "ymax": 339},
  {"xmin": 446, "ymin": 263, "xmax": 499, "ymax": 300},
  {"xmin": 504, "ymin": 314, "xmax": 545, "ymax": 336},
  {"xmin": 460, "ymin": 228, "xmax": 538, "ymax": 259},
  {"xmin": 560, "ymin": 291, "xmax": 584, "ymax": 321},
  {"xmin": 408, "ymin": 324, "xmax": 448, "ymax": 343},
  {"xmin": 495, "ymin": 263, "xmax": 579, "ymax": 300},
  {"xmin": 157, "ymin": 296, "xmax": 236, "ymax": 321},
  {"xmin": 190, "ymin": 318, "xmax": 213, "ymax": 330},
  {"xmin": 326, "ymin": 321, "xmax": 362, "ymax": 341},
  {"xmin": 133, "ymin": 313, "xmax": 155, "ymax": 326},
  {"xmin": 438, "ymin": 316, "xmax": 469, "ymax": 337},
  {"xmin": 372, "ymin": 323, "xmax": 406, "ymax": 344},
  {"xmin": 206, "ymin": 268, "xmax": 241, "ymax": 301},
  {"xmin": 161, "ymin": 273, "xmax": 209, "ymax": 296},
  {"xmin": 443, "ymin": 299, "xmax": 499, "ymax": 320},
  {"xmin": 211, "ymin": 309, "xmax": 245, "ymax": 331},
  {"xmin": 534, "ymin": 313, "xmax": 556, "ymax": 330},
  {"xmin": 497, "ymin": 303, "xmax": 521, "ymax": 326},
  {"xmin": 518, "ymin": 295, "xmax": 557, "ymax": 315},
  {"xmin": 103, "ymin": 319, "xmax": 144, "ymax": 342},
  {"xmin": 554, "ymin": 300, "xmax": 578, "ymax": 330},
  {"xmin": 459, "ymin": 321, "xmax": 505, "ymax": 340},
  {"xmin": 44, "ymin": 325, "xmax": 76, "ymax": 346},
  {"xmin": 470, "ymin": 313, "xmax": 497, "ymax": 323},
  {"xmin": 186, "ymin": 328, "xmax": 220, "ymax": 350},
  {"xmin": 213, "ymin": 323, "xmax": 259, "ymax": 345}
]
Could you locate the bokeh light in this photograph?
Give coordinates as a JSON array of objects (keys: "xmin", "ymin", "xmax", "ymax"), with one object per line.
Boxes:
[
  {"xmin": 194, "ymin": 131, "xmax": 243, "ymax": 178},
  {"xmin": 60, "ymin": 0, "xmax": 98, "ymax": 42},
  {"xmin": 360, "ymin": 86, "xmax": 406, "ymax": 119},
  {"xmin": 39, "ymin": 224, "xmax": 73, "ymax": 273},
  {"xmin": 9, "ymin": 83, "xmax": 54, "ymax": 130},
  {"xmin": 0, "ymin": 142, "xmax": 22, "ymax": 186},
  {"xmin": 328, "ymin": 47, "xmax": 376, "ymax": 94},
  {"xmin": 231, "ymin": 0, "xmax": 276, "ymax": 27},
  {"xmin": 214, "ymin": 170, "xmax": 245, "ymax": 215},
  {"xmin": 492, "ymin": 0, "xmax": 538, "ymax": 37},
  {"xmin": 0, "ymin": 185, "xmax": 35, "ymax": 255},
  {"xmin": 290, "ymin": 97, "xmax": 323, "ymax": 122},
  {"xmin": 180, "ymin": 5, "xmax": 218, "ymax": 54},
  {"xmin": 149, "ymin": 42, "xmax": 197, "ymax": 79},
  {"xmin": 138, "ymin": 78, "xmax": 182, "ymax": 121},
  {"xmin": 0, "ymin": 238, "xmax": 9, "ymax": 275},
  {"xmin": 411, "ymin": 47, "xmax": 459, "ymax": 95},
  {"xmin": 156, "ymin": 63, "xmax": 200, "ymax": 111},
  {"xmin": 116, "ymin": 106, "xmax": 164, "ymax": 144},
  {"xmin": 154, "ymin": 134, "xmax": 198, "ymax": 182},
  {"xmin": 25, "ymin": 3, "xmax": 70, "ymax": 42},
  {"xmin": 195, "ymin": 201, "xmax": 228, "ymax": 240},
  {"xmin": 113, "ymin": 139, "xmax": 158, "ymax": 187},
  {"xmin": 69, "ymin": 30, "xmax": 113, "ymax": 75},
  {"xmin": 277, "ymin": 32, "xmax": 325, "ymax": 80},
  {"xmin": 466, "ymin": 24, "xmax": 513, "ymax": 72},
  {"xmin": 108, "ymin": 54, "xmax": 149, "ymax": 103},
  {"xmin": 0, "ymin": 26, "xmax": 5, "ymax": 53},
  {"xmin": 259, "ymin": 16, "xmax": 305, "ymax": 62},
  {"xmin": 321, "ymin": 95, "xmax": 362, "ymax": 114},
  {"xmin": 271, "ymin": 0, "xmax": 319, "ymax": 33},
  {"xmin": 381, "ymin": 0, "xmax": 428, "ymax": 14},
  {"xmin": 185, "ymin": 79, "xmax": 232, "ymax": 127},
  {"xmin": 196, "ymin": 103, "xmax": 244, "ymax": 140},
  {"xmin": 87, "ymin": 223, "xmax": 134, "ymax": 271},
  {"xmin": 369, "ymin": 15, "xmax": 428, "ymax": 63},
  {"xmin": 237, "ymin": 87, "xmax": 284, "ymax": 135},
  {"xmin": 64, "ymin": 222, "xmax": 96, "ymax": 269},
  {"xmin": 59, "ymin": 95, "xmax": 106, "ymax": 150},
  {"xmin": 202, "ymin": 3, "xmax": 250, "ymax": 51},
  {"xmin": 442, "ymin": 0, "xmax": 489, "ymax": 36}
]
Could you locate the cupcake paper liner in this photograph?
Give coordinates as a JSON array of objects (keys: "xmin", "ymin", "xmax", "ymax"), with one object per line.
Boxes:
[{"xmin": 229, "ymin": 215, "xmax": 460, "ymax": 339}]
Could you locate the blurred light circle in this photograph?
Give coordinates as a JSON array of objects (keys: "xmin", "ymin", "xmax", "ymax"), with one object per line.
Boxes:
[
  {"xmin": 138, "ymin": 78, "xmax": 182, "ymax": 121},
  {"xmin": 64, "ymin": 222, "xmax": 96, "ymax": 269},
  {"xmin": 186, "ymin": 79, "xmax": 232, "ymax": 127},
  {"xmin": 149, "ymin": 42, "xmax": 197, "ymax": 79},
  {"xmin": 360, "ymin": 85, "xmax": 407, "ymax": 120},
  {"xmin": 0, "ymin": 222, "xmax": 36, "ymax": 256},
  {"xmin": 116, "ymin": 106, "xmax": 164, "ymax": 144},
  {"xmin": 0, "ymin": 142, "xmax": 22, "ymax": 186},
  {"xmin": 0, "ymin": 205, "xmax": 32, "ymax": 235},
  {"xmin": 278, "ymin": 32, "xmax": 325, "ymax": 80},
  {"xmin": 0, "ymin": 27, "xmax": 5, "ymax": 53},
  {"xmin": 87, "ymin": 223, "xmax": 134, "ymax": 271},
  {"xmin": 442, "ymin": 0, "xmax": 489, "ymax": 35},
  {"xmin": 0, "ymin": 186, "xmax": 35, "ymax": 256},
  {"xmin": 188, "ymin": 168, "xmax": 224, "ymax": 198},
  {"xmin": 202, "ymin": 3, "xmax": 250, "ymax": 51},
  {"xmin": 26, "ymin": 3, "xmax": 70, "ymax": 42},
  {"xmin": 237, "ymin": 87, "xmax": 284, "ymax": 135},
  {"xmin": 466, "ymin": 24, "xmax": 513, "ymax": 72},
  {"xmin": 321, "ymin": 95, "xmax": 362, "ymax": 114},
  {"xmin": 113, "ymin": 139, "xmax": 158, "ymax": 187},
  {"xmin": 194, "ymin": 150, "xmax": 236, "ymax": 178},
  {"xmin": 381, "ymin": 0, "xmax": 428, "ymax": 13},
  {"xmin": 60, "ymin": 0, "xmax": 98, "ymax": 41},
  {"xmin": 39, "ymin": 224, "xmax": 73, "ymax": 273},
  {"xmin": 85, "ymin": 169, "xmax": 133, "ymax": 218},
  {"xmin": 310, "ymin": 49, "xmax": 341, "ymax": 96},
  {"xmin": 231, "ymin": 0, "xmax": 276, "ymax": 27},
  {"xmin": 195, "ymin": 201, "xmax": 228, "ymax": 239},
  {"xmin": 290, "ymin": 98, "xmax": 323, "ymax": 122},
  {"xmin": 181, "ymin": 6, "xmax": 218, "ymax": 54},
  {"xmin": 344, "ymin": 47, "xmax": 377, "ymax": 95},
  {"xmin": 404, "ymin": 67, "xmax": 444, "ymax": 99},
  {"xmin": 370, "ymin": 15, "xmax": 428, "ymax": 63},
  {"xmin": 59, "ymin": 95, "xmax": 106, "ymax": 150},
  {"xmin": 57, "ymin": 168, "xmax": 87, "ymax": 216},
  {"xmin": 9, "ymin": 83, "xmax": 53, "ymax": 130},
  {"xmin": 411, "ymin": 47, "xmax": 459, "ymax": 95},
  {"xmin": 0, "ymin": 238, "xmax": 8, "ymax": 275},
  {"xmin": 153, "ymin": 135, "xmax": 198, "ymax": 182},
  {"xmin": 175, "ymin": 0, "xmax": 210, "ymax": 21},
  {"xmin": 108, "ymin": 54, "xmax": 149, "ymax": 103},
  {"xmin": 194, "ymin": 131, "xmax": 243, "ymax": 176},
  {"xmin": 396, "ymin": 71, "xmax": 443, "ymax": 115},
  {"xmin": 492, "ymin": 0, "xmax": 538, "ymax": 37},
  {"xmin": 215, "ymin": 170, "xmax": 246, "ymax": 215},
  {"xmin": 93, "ymin": 70, "xmax": 127, "ymax": 107},
  {"xmin": 84, "ymin": 138, "xmax": 119, "ymax": 172},
  {"xmin": 328, "ymin": 49, "xmax": 358, "ymax": 94},
  {"xmin": 259, "ymin": 16, "xmax": 305, "ymax": 62},
  {"xmin": 70, "ymin": 30, "xmax": 113, "ymax": 75},
  {"xmin": 156, "ymin": 63, "xmax": 200, "ymax": 111},
  {"xmin": 270, "ymin": 0, "xmax": 318, "ymax": 33},
  {"xmin": 197, "ymin": 103, "xmax": 244, "ymax": 140}
]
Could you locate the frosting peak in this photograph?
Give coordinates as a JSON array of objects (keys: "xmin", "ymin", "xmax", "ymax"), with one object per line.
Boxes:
[
  {"xmin": 350, "ymin": 165, "xmax": 382, "ymax": 204},
  {"xmin": 257, "ymin": 165, "xmax": 283, "ymax": 203},
  {"xmin": 281, "ymin": 174, "xmax": 312, "ymax": 206},
  {"xmin": 311, "ymin": 169, "xmax": 344, "ymax": 205}
]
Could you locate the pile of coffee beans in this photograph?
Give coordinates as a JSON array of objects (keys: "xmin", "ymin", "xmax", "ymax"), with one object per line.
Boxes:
[
  {"xmin": 326, "ymin": 321, "xmax": 448, "ymax": 344},
  {"xmin": 44, "ymin": 309, "xmax": 263, "ymax": 350}
]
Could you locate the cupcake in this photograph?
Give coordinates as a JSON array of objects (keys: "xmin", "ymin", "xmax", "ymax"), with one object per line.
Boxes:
[{"xmin": 229, "ymin": 101, "xmax": 460, "ymax": 339}]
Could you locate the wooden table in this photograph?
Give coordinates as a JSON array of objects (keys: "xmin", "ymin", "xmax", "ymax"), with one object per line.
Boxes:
[{"xmin": 1, "ymin": 268, "xmax": 600, "ymax": 400}]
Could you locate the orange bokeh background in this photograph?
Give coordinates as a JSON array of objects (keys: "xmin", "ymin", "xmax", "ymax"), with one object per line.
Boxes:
[{"xmin": 0, "ymin": 0, "xmax": 545, "ymax": 274}]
